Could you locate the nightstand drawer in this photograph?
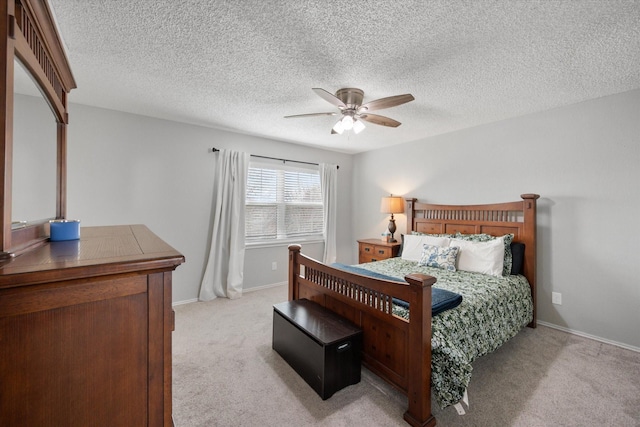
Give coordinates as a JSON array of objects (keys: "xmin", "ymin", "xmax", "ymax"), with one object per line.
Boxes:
[
  {"xmin": 359, "ymin": 243, "xmax": 375, "ymax": 256},
  {"xmin": 357, "ymin": 239, "xmax": 401, "ymax": 264},
  {"xmin": 360, "ymin": 245, "xmax": 391, "ymax": 259}
]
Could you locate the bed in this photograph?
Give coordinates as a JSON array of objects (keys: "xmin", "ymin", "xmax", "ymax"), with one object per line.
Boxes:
[{"xmin": 287, "ymin": 194, "xmax": 539, "ymax": 427}]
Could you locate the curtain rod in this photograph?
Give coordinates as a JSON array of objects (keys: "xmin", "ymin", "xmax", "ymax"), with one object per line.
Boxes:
[{"xmin": 211, "ymin": 148, "xmax": 339, "ymax": 169}]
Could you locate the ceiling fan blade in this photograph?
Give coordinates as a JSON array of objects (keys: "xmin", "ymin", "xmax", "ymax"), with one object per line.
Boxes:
[
  {"xmin": 358, "ymin": 113, "xmax": 402, "ymax": 127},
  {"xmin": 284, "ymin": 112, "xmax": 338, "ymax": 118},
  {"xmin": 312, "ymin": 88, "xmax": 347, "ymax": 109},
  {"xmin": 358, "ymin": 94, "xmax": 414, "ymax": 112}
]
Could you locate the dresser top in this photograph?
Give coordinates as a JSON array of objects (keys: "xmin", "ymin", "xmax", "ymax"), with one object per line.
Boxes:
[{"xmin": 0, "ymin": 224, "xmax": 184, "ymax": 289}]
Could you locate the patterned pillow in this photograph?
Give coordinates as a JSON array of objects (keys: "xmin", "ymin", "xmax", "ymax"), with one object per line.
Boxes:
[
  {"xmin": 454, "ymin": 233, "xmax": 514, "ymax": 276},
  {"xmin": 418, "ymin": 244, "xmax": 459, "ymax": 271}
]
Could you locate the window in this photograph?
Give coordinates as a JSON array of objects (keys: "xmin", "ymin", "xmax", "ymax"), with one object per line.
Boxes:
[{"xmin": 245, "ymin": 161, "xmax": 324, "ymax": 242}]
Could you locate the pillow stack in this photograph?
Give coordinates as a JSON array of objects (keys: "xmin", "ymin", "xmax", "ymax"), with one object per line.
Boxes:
[{"xmin": 401, "ymin": 232, "xmax": 515, "ymax": 277}]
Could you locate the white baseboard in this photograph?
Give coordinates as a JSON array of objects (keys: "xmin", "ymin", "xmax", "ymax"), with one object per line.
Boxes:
[
  {"xmin": 172, "ymin": 298, "xmax": 198, "ymax": 307},
  {"xmin": 171, "ymin": 282, "xmax": 287, "ymax": 307},
  {"xmin": 243, "ymin": 281, "xmax": 287, "ymax": 293},
  {"xmin": 537, "ymin": 321, "xmax": 640, "ymax": 353}
]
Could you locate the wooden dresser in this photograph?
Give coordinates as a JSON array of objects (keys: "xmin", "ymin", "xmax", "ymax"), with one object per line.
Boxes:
[
  {"xmin": 357, "ymin": 238, "xmax": 401, "ymax": 263},
  {"xmin": 0, "ymin": 225, "xmax": 184, "ymax": 426}
]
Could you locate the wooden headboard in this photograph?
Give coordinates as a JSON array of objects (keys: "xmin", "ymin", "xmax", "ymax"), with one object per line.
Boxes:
[{"xmin": 406, "ymin": 194, "xmax": 539, "ymax": 326}]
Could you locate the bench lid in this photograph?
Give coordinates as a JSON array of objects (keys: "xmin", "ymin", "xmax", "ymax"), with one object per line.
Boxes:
[{"xmin": 274, "ymin": 299, "xmax": 362, "ymax": 345}]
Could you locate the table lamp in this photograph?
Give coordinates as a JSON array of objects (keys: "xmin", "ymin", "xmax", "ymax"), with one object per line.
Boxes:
[{"xmin": 380, "ymin": 195, "xmax": 404, "ymax": 242}]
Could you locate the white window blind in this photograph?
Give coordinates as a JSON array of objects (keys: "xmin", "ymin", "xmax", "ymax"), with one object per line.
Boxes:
[{"xmin": 245, "ymin": 161, "xmax": 323, "ymax": 241}]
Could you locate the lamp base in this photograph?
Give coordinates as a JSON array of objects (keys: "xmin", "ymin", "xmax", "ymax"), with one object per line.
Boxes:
[{"xmin": 388, "ymin": 218, "xmax": 397, "ymax": 243}]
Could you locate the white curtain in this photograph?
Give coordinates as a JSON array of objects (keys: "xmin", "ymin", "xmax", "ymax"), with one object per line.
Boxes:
[
  {"xmin": 199, "ymin": 149, "xmax": 250, "ymax": 301},
  {"xmin": 320, "ymin": 163, "xmax": 338, "ymax": 264}
]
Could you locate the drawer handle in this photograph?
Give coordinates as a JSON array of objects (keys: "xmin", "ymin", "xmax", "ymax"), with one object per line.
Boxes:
[
  {"xmin": 337, "ymin": 342, "xmax": 351, "ymax": 352},
  {"xmin": 364, "ymin": 247, "xmax": 371, "ymax": 252},
  {"xmin": 378, "ymin": 250, "xmax": 385, "ymax": 254}
]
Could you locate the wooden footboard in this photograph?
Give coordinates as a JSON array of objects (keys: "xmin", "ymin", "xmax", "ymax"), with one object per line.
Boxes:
[{"xmin": 288, "ymin": 244, "xmax": 437, "ymax": 427}]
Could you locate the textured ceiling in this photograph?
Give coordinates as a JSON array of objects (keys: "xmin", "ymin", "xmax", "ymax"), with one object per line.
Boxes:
[{"xmin": 48, "ymin": 0, "xmax": 640, "ymax": 154}]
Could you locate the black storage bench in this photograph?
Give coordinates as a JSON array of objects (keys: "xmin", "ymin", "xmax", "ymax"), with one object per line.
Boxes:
[{"xmin": 272, "ymin": 299, "xmax": 362, "ymax": 400}]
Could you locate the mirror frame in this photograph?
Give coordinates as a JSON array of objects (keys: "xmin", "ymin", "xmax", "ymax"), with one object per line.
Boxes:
[{"xmin": 1, "ymin": 0, "xmax": 75, "ymax": 257}]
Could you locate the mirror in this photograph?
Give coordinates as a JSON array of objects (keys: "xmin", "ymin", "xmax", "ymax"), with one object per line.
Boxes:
[
  {"xmin": 11, "ymin": 58, "xmax": 58, "ymax": 229},
  {"xmin": 1, "ymin": 0, "xmax": 75, "ymax": 256}
]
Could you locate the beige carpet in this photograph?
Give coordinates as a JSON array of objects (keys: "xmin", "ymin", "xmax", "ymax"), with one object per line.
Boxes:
[{"xmin": 172, "ymin": 285, "xmax": 640, "ymax": 426}]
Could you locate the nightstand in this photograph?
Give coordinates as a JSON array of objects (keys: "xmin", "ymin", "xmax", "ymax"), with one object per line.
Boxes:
[{"xmin": 357, "ymin": 239, "xmax": 401, "ymax": 263}]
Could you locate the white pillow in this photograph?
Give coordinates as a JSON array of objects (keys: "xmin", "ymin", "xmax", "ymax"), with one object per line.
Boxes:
[
  {"xmin": 450, "ymin": 236, "xmax": 505, "ymax": 276},
  {"xmin": 402, "ymin": 234, "xmax": 451, "ymax": 262}
]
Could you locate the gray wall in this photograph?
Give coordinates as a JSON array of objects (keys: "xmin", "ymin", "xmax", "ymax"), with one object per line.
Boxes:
[
  {"xmin": 351, "ymin": 89, "xmax": 640, "ymax": 350},
  {"xmin": 66, "ymin": 104, "xmax": 353, "ymax": 304},
  {"xmin": 65, "ymin": 89, "xmax": 639, "ymax": 350}
]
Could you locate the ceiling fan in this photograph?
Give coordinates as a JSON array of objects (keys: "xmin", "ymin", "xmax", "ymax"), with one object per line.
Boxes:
[{"xmin": 284, "ymin": 88, "xmax": 414, "ymax": 134}]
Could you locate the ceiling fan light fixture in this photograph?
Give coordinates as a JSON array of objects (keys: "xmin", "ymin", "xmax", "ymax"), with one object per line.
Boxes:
[
  {"xmin": 332, "ymin": 119, "xmax": 345, "ymax": 134},
  {"xmin": 353, "ymin": 119, "xmax": 365, "ymax": 134},
  {"xmin": 341, "ymin": 114, "xmax": 354, "ymax": 130},
  {"xmin": 285, "ymin": 87, "xmax": 415, "ymax": 135}
]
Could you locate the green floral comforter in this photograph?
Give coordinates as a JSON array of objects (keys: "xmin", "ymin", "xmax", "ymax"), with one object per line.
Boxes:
[{"xmin": 355, "ymin": 258, "xmax": 533, "ymax": 408}]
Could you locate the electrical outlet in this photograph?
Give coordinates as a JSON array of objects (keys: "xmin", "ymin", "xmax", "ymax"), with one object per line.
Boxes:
[
  {"xmin": 271, "ymin": 261, "xmax": 277, "ymax": 271},
  {"xmin": 552, "ymin": 292, "xmax": 562, "ymax": 305}
]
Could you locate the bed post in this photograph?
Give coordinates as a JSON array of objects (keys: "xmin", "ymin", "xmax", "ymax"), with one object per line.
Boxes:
[
  {"xmin": 520, "ymin": 194, "xmax": 539, "ymax": 327},
  {"xmin": 288, "ymin": 244, "xmax": 301, "ymax": 301},
  {"xmin": 403, "ymin": 273, "xmax": 437, "ymax": 427},
  {"xmin": 406, "ymin": 198, "xmax": 417, "ymax": 234}
]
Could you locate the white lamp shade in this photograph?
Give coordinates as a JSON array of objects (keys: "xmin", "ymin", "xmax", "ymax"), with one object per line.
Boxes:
[
  {"xmin": 353, "ymin": 119, "xmax": 365, "ymax": 134},
  {"xmin": 332, "ymin": 119, "xmax": 345, "ymax": 134},
  {"xmin": 341, "ymin": 115, "xmax": 354, "ymax": 130},
  {"xmin": 380, "ymin": 196, "xmax": 404, "ymax": 214}
]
